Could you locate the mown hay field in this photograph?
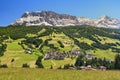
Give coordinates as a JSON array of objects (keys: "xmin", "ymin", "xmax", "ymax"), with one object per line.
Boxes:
[{"xmin": 0, "ymin": 68, "xmax": 120, "ymax": 80}]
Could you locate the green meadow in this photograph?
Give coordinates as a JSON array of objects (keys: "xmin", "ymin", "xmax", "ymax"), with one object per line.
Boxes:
[
  {"xmin": 0, "ymin": 26, "xmax": 120, "ymax": 80},
  {"xmin": 0, "ymin": 68, "xmax": 120, "ymax": 80}
]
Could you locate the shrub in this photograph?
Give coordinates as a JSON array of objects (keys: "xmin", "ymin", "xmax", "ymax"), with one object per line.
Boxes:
[
  {"xmin": 50, "ymin": 65, "xmax": 53, "ymax": 69},
  {"xmin": 0, "ymin": 64, "xmax": 8, "ymax": 68},
  {"xmin": 63, "ymin": 64, "xmax": 71, "ymax": 69},
  {"xmin": 57, "ymin": 41, "xmax": 64, "ymax": 48},
  {"xmin": 58, "ymin": 66, "xmax": 62, "ymax": 69},
  {"xmin": 11, "ymin": 58, "xmax": 15, "ymax": 62},
  {"xmin": 22, "ymin": 63, "xmax": 30, "ymax": 68}
]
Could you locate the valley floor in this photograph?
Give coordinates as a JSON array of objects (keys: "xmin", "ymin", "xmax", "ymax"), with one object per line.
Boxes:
[{"xmin": 0, "ymin": 68, "xmax": 120, "ymax": 80}]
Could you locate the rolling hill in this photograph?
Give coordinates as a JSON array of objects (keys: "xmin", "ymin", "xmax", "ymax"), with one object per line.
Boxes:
[{"xmin": 0, "ymin": 25, "xmax": 120, "ymax": 68}]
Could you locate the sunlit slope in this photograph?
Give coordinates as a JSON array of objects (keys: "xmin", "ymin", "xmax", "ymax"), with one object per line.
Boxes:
[
  {"xmin": 0, "ymin": 26, "xmax": 120, "ymax": 68},
  {"xmin": 0, "ymin": 39, "xmax": 39, "ymax": 68}
]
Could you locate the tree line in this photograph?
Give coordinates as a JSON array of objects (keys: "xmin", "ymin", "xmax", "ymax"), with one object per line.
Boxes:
[{"xmin": 75, "ymin": 54, "xmax": 120, "ymax": 70}]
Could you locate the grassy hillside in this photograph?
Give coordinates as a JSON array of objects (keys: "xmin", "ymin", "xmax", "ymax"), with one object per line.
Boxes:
[
  {"xmin": 0, "ymin": 68, "xmax": 120, "ymax": 80},
  {"xmin": 0, "ymin": 25, "xmax": 120, "ymax": 68},
  {"xmin": 0, "ymin": 39, "xmax": 42, "ymax": 68}
]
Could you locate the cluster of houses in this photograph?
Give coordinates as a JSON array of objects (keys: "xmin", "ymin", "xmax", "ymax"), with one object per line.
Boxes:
[
  {"xmin": 43, "ymin": 50, "xmax": 93, "ymax": 60},
  {"xmin": 24, "ymin": 48, "xmax": 107, "ymax": 70},
  {"xmin": 44, "ymin": 50, "xmax": 81, "ymax": 60},
  {"xmin": 69, "ymin": 65, "xmax": 107, "ymax": 71},
  {"xmin": 79, "ymin": 65, "xmax": 106, "ymax": 71}
]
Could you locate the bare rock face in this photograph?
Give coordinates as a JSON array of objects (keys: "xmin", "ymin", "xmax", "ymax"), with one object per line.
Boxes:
[
  {"xmin": 13, "ymin": 10, "xmax": 79, "ymax": 26},
  {"xmin": 94, "ymin": 16, "xmax": 120, "ymax": 28},
  {"xmin": 77, "ymin": 17, "xmax": 95, "ymax": 26},
  {"xmin": 13, "ymin": 11, "xmax": 120, "ymax": 28}
]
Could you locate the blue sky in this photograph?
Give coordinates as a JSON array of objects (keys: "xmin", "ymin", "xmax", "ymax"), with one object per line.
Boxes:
[{"xmin": 0, "ymin": 0, "xmax": 120, "ymax": 26}]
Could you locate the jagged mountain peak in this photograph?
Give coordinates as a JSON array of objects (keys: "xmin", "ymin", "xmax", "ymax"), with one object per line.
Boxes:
[
  {"xmin": 21, "ymin": 10, "xmax": 76, "ymax": 19},
  {"xmin": 13, "ymin": 10, "xmax": 78, "ymax": 26},
  {"xmin": 13, "ymin": 10, "xmax": 120, "ymax": 28},
  {"xmin": 97, "ymin": 15, "xmax": 118, "ymax": 21},
  {"xmin": 100, "ymin": 15, "xmax": 111, "ymax": 19},
  {"xmin": 94, "ymin": 16, "xmax": 120, "ymax": 28}
]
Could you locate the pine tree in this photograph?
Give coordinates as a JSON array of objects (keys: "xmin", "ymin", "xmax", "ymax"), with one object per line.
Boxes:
[
  {"xmin": 35, "ymin": 56, "xmax": 44, "ymax": 68},
  {"xmin": 75, "ymin": 55, "xmax": 84, "ymax": 67},
  {"xmin": 114, "ymin": 54, "xmax": 120, "ymax": 69}
]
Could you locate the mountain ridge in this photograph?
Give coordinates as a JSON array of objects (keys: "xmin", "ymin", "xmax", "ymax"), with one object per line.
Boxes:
[{"xmin": 13, "ymin": 10, "xmax": 120, "ymax": 28}]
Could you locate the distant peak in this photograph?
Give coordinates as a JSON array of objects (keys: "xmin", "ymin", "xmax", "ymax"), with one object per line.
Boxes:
[
  {"xmin": 35, "ymin": 11, "xmax": 41, "ymax": 13},
  {"xmin": 79, "ymin": 17, "xmax": 86, "ymax": 19},
  {"xmin": 41, "ymin": 10, "xmax": 47, "ymax": 13},
  {"xmin": 100, "ymin": 15, "xmax": 112, "ymax": 20},
  {"xmin": 25, "ymin": 11, "xmax": 29, "ymax": 14}
]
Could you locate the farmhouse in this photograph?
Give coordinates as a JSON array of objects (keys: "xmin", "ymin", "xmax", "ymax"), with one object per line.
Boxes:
[
  {"xmin": 80, "ymin": 65, "xmax": 98, "ymax": 70},
  {"xmin": 99, "ymin": 66, "xmax": 106, "ymax": 70},
  {"xmin": 84, "ymin": 54, "xmax": 93, "ymax": 58}
]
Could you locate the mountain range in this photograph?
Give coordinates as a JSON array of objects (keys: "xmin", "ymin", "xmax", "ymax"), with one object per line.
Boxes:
[{"xmin": 13, "ymin": 10, "xmax": 120, "ymax": 29}]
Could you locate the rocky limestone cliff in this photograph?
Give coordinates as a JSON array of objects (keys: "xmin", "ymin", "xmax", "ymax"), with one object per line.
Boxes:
[
  {"xmin": 13, "ymin": 11, "xmax": 79, "ymax": 26},
  {"xmin": 13, "ymin": 11, "xmax": 120, "ymax": 28}
]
